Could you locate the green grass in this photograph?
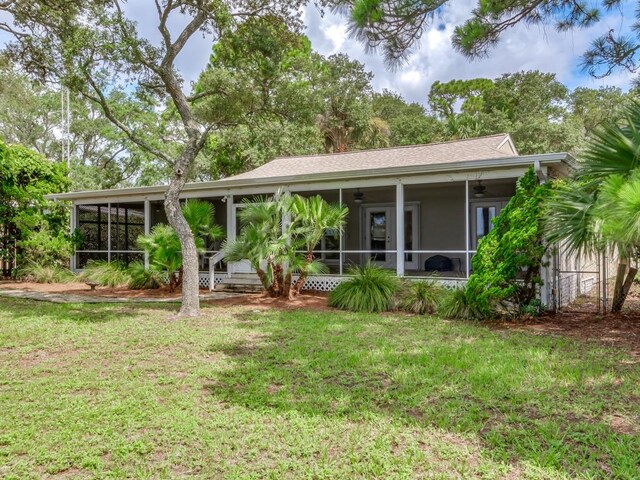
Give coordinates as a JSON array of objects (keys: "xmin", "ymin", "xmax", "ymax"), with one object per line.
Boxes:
[{"xmin": 0, "ymin": 298, "xmax": 638, "ymax": 479}]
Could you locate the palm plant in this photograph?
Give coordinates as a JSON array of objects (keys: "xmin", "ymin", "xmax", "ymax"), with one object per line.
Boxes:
[
  {"xmin": 223, "ymin": 191, "xmax": 347, "ymax": 299},
  {"xmin": 288, "ymin": 194, "xmax": 348, "ymax": 295},
  {"xmin": 223, "ymin": 196, "xmax": 288, "ymax": 295},
  {"xmin": 546, "ymin": 102, "xmax": 640, "ymax": 312},
  {"xmin": 137, "ymin": 200, "xmax": 223, "ymax": 292},
  {"xmin": 138, "ymin": 224, "xmax": 182, "ymax": 291}
]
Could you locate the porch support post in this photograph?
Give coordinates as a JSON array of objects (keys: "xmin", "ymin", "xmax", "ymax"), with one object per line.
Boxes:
[
  {"xmin": 226, "ymin": 194, "xmax": 234, "ymax": 277},
  {"xmin": 396, "ymin": 181, "xmax": 405, "ymax": 277},
  {"xmin": 143, "ymin": 200, "xmax": 150, "ymax": 269},
  {"xmin": 107, "ymin": 202, "xmax": 111, "ymax": 263},
  {"xmin": 69, "ymin": 204, "xmax": 77, "ymax": 271},
  {"xmin": 465, "ymin": 180, "xmax": 470, "ymax": 278},
  {"xmin": 339, "ymin": 188, "xmax": 343, "ymax": 275}
]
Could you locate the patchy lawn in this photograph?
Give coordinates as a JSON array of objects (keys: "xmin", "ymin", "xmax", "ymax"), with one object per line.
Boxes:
[{"xmin": 0, "ymin": 298, "xmax": 638, "ymax": 479}]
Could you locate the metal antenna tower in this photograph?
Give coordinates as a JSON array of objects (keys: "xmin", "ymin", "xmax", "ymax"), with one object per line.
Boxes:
[{"xmin": 60, "ymin": 86, "xmax": 71, "ymax": 167}]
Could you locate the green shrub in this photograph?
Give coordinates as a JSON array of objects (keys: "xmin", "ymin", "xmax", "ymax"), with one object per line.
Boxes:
[
  {"xmin": 396, "ymin": 280, "xmax": 442, "ymax": 315},
  {"xmin": 465, "ymin": 167, "xmax": 552, "ymax": 320},
  {"xmin": 127, "ymin": 261, "xmax": 164, "ymax": 290},
  {"xmin": 438, "ymin": 287, "xmax": 471, "ymax": 320},
  {"xmin": 17, "ymin": 228, "xmax": 73, "ymax": 268},
  {"xmin": 16, "ymin": 262, "xmax": 76, "ymax": 283},
  {"xmin": 329, "ymin": 263, "xmax": 399, "ymax": 313},
  {"xmin": 80, "ymin": 260, "xmax": 131, "ymax": 287}
]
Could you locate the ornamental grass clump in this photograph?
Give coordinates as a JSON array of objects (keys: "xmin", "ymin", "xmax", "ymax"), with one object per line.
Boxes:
[
  {"xmin": 80, "ymin": 260, "xmax": 131, "ymax": 288},
  {"xmin": 329, "ymin": 263, "xmax": 399, "ymax": 313},
  {"xmin": 16, "ymin": 262, "xmax": 77, "ymax": 284},
  {"xmin": 396, "ymin": 280, "xmax": 443, "ymax": 315},
  {"xmin": 438, "ymin": 287, "xmax": 472, "ymax": 320}
]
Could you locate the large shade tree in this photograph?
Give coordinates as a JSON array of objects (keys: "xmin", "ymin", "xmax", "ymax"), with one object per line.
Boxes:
[{"xmin": 0, "ymin": 0, "xmax": 315, "ymax": 316}]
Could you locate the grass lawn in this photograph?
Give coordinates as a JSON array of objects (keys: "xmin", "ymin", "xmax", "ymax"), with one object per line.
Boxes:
[{"xmin": 0, "ymin": 297, "xmax": 638, "ymax": 479}]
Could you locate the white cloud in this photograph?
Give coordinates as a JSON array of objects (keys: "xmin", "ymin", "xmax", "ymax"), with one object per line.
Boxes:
[
  {"xmin": 0, "ymin": 2, "xmax": 633, "ymax": 105},
  {"xmin": 302, "ymin": 1, "xmax": 635, "ymax": 106}
]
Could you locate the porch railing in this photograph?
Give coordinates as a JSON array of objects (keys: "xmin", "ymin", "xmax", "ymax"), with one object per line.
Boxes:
[{"xmin": 208, "ymin": 250, "xmax": 226, "ymax": 291}]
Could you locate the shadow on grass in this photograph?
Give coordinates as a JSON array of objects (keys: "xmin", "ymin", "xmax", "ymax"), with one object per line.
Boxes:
[
  {"xmin": 0, "ymin": 297, "xmax": 176, "ymax": 324},
  {"xmin": 205, "ymin": 310, "xmax": 640, "ymax": 478}
]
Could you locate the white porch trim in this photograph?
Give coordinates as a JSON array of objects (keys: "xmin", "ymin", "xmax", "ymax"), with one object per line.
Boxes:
[
  {"xmin": 143, "ymin": 199, "xmax": 150, "ymax": 269},
  {"xmin": 396, "ymin": 182, "xmax": 405, "ymax": 277}
]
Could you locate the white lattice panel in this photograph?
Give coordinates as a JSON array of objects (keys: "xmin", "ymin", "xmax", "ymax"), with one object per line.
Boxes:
[
  {"xmin": 198, "ymin": 273, "xmax": 224, "ymax": 289},
  {"xmin": 297, "ymin": 275, "xmax": 347, "ymax": 292},
  {"xmin": 194, "ymin": 272, "xmax": 466, "ymax": 292}
]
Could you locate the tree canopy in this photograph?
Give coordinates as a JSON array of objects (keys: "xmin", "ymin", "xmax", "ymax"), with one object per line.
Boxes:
[{"xmin": 0, "ymin": 138, "xmax": 70, "ymax": 275}]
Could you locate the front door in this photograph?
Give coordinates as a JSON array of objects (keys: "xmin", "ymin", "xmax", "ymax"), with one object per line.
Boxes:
[
  {"xmin": 364, "ymin": 207, "xmax": 394, "ymax": 268},
  {"xmin": 363, "ymin": 205, "xmax": 419, "ymax": 270}
]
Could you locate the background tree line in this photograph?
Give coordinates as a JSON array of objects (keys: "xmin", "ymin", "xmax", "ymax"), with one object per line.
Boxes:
[{"xmin": 1, "ymin": 19, "xmax": 637, "ymax": 193}]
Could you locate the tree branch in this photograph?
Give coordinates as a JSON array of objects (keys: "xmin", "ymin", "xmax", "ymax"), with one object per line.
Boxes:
[{"xmin": 81, "ymin": 74, "xmax": 171, "ymax": 163}]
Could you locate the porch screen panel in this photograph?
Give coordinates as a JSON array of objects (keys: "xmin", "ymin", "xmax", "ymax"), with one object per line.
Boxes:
[
  {"xmin": 77, "ymin": 204, "xmax": 108, "ymax": 251},
  {"xmin": 110, "ymin": 203, "xmax": 145, "ymax": 265},
  {"xmin": 110, "ymin": 204, "xmax": 145, "ymax": 251},
  {"xmin": 76, "ymin": 204, "xmax": 110, "ymax": 268}
]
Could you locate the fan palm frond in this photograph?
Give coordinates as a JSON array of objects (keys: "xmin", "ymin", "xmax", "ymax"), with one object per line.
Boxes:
[
  {"xmin": 544, "ymin": 185, "xmax": 600, "ymax": 257},
  {"xmin": 579, "ymin": 102, "xmax": 640, "ymax": 181}
]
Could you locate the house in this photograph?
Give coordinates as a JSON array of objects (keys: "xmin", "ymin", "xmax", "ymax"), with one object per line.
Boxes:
[{"xmin": 47, "ymin": 134, "xmax": 575, "ymax": 302}]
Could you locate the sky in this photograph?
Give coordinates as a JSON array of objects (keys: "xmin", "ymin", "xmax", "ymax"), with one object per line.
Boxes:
[
  {"xmin": 1, "ymin": 1, "xmax": 635, "ymax": 107},
  {"xmin": 300, "ymin": 2, "xmax": 635, "ymax": 105}
]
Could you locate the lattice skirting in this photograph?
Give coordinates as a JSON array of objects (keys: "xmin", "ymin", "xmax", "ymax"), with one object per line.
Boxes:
[
  {"xmin": 199, "ymin": 273, "xmax": 225, "ymax": 289},
  {"xmin": 197, "ymin": 273, "xmax": 466, "ymax": 292}
]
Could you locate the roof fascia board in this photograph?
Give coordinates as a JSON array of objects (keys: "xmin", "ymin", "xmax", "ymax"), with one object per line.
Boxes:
[
  {"xmin": 46, "ymin": 152, "xmax": 568, "ymax": 202},
  {"xmin": 66, "ymin": 167, "xmax": 533, "ymax": 205}
]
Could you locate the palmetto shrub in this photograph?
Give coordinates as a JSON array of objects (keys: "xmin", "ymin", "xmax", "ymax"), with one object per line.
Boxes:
[
  {"xmin": 16, "ymin": 262, "xmax": 77, "ymax": 284},
  {"xmin": 329, "ymin": 263, "xmax": 399, "ymax": 313},
  {"xmin": 396, "ymin": 280, "xmax": 443, "ymax": 315},
  {"xmin": 137, "ymin": 199, "xmax": 223, "ymax": 292},
  {"xmin": 127, "ymin": 261, "xmax": 164, "ymax": 290},
  {"xmin": 80, "ymin": 260, "xmax": 131, "ymax": 288}
]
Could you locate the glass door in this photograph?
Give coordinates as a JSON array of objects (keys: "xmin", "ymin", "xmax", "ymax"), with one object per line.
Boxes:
[
  {"xmin": 364, "ymin": 207, "xmax": 394, "ymax": 267},
  {"xmin": 470, "ymin": 201, "xmax": 506, "ymax": 249},
  {"xmin": 403, "ymin": 205, "xmax": 419, "ymax": 270}
]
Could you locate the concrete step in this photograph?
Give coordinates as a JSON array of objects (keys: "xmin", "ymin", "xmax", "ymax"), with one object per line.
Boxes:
[
  {"xmin": 219, "ymin": 276, "xmax": 263, "ymax": 286},
  {"xmin": 228, "ymin": 273, "xmax": 259, "ymax": 279}
]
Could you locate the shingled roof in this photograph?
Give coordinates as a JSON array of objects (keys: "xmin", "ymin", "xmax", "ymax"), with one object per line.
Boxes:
[{"xmin": 223, "ymin": 134, "xmax": 517, "ymax": 182}]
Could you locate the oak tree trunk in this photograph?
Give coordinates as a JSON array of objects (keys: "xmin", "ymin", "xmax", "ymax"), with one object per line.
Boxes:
[{"xmin": 164, "ymin": 149, "xmax": 200, "ymax": 317}]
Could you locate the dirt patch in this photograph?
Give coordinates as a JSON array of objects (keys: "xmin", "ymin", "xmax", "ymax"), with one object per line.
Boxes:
[
  {"xmin": 203, "ymin": 291, "xmax": 333, "ymax": 311},
  {"xmin": 493, "ymin": 311, "xmax": 640, "ymax": 360},
  {"xmin": 0, "ymin": 280, "xmax": 183, "ymax": 299},
  {"xmin": 0, "ymin": 281, "xmax": 332, "ymax": 309}
]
